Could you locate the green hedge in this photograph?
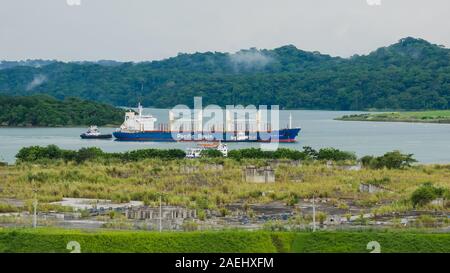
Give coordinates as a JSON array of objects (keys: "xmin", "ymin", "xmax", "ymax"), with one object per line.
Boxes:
[
  {"xmin": 0, "ymin": 229, "xmax": 277, "ymax": 253},
  {"xmin": 1, "ymin": 229, "xmax": 449, "ymax": 253},
  {"xmin": 292, "ymin": 232, "xmax": 450, "ymax": 253}
]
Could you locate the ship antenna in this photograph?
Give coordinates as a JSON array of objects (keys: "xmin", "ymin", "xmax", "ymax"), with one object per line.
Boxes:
[
  {"xmin": 137, "ymin": 81, "xmax": 144, "ymax": 117},
  {"xmin": 138, "ymin": 102, "xmax": 143, "ymax": 117},
  {"xmin": 289, "ymin": 113, "xmax": 292, "ymax": 129}
]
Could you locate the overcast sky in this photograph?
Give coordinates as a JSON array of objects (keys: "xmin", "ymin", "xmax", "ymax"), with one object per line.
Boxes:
[{"xmin": 1, "ymin": 0, "xmax": 449, "ymax": 61}]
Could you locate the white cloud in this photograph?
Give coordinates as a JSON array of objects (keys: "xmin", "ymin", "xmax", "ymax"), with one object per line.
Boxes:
[
  {"xmin": 26, "ymin": 74, "xmax": 47, "ymax": 91},
  {"xmin": 66, "ymin": 0, "xmax": 81, "ymax": 6},
  {"xmin": 366, "ymin": 0, "xmax": 382, "ymax": 6},
  {"xmin": 229, "ymin": 50, "xmax": 273, "ymax": 72}
]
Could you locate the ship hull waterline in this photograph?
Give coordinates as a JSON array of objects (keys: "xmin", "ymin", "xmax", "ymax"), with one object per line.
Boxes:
[
  {"xmin": 80, "ymin": 134, "xmax": 113, "ymax": 139},
  {"xmin": 113, "ymin": 128, "xmax": 301, "ymax": 143}
]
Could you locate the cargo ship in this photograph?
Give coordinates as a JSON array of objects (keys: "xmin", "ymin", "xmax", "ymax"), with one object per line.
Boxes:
[{"xmin": 113, "ymin": 104, "xmax": 301, "ymax": 142}]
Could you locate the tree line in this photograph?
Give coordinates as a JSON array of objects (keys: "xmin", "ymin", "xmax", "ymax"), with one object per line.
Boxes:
[
  {"xmin": 16, "ymin": 145, "xmax": 416, "ymax": 170},
  {"xmin": 1, "ymin": 37, "xmax": 450, "ymax": 111},
  {"xmin": 15, "ymin": 145, "xmax": 186, "ymax": 163},
  {"xmin": 0, "ymin": 94, "xmax": 125, "ymax": 127}
]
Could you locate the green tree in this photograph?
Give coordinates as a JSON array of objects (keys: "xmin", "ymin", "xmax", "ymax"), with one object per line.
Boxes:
[{"xmin": 364, "ymin": 151, "xmax": 417, "ymax": 169}]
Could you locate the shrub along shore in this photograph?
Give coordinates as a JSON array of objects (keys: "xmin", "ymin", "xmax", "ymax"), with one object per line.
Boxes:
[
  {"xmin": 336, "ymin": 110, "xmax": 450, "ymax": 124},
  {"xmin": 15, "ymin": 144, "xmax": 415, "ymax": 170}
]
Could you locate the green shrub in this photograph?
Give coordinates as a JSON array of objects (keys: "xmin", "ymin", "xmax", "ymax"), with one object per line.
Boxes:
[
  {"xmin": 182, "ymin": 220, "xmax": 199, "ymax": 231},
  {"xmin": 76, "ymin": 147, "xmax": 104, "ymax": 163},
  {"xmin": 411, "ymin": 183, "xmax": 447, "ymax": 207},
  {"xmin": 317, "ymin": 212, "xmax": 327, "ymax": 225},
  {"xmin": 362, "ymin": 151, "xmax": 417, "ymax": 169},
  {"xmin": 263, "ymin": 220, "xmax": 288, "ymax": 232},
  {"xmin": 286, "ymin": 193, "xmax": 299, "ymax": 206},
  {"xmin": 16, "ymin": 145, "xmax": 186, "ymax": 163},
  {"xmin": 416, "ymin": 215, "xmax": 437, "ymax": 228},
  {"xmin": 316, "ymin": 148, "xmax": 356, "ymax": 161},
  {"xmin": 197, "ymin": 210, "xmax": 206, "ymax": 221},
  {"xmin": 200, "ymin": 149, "xmax": 223, "ymax": 158},
  {"xmin": 228, "ymin": 147, "xmax": 354, "ymax": 161},
  {"xmin": 0, "ymin": 204, "xmax": 19, "ymax": 213}
]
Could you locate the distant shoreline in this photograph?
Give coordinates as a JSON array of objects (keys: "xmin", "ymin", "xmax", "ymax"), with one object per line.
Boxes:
[
  {"xmin": 336, "ymin": 111, "xmax": 450, "ymax": 124},
  {"xmin": 336, "ymin": 118, "xmax": 450, "ymax": 124}
]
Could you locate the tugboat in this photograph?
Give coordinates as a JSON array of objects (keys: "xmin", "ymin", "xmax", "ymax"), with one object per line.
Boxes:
[{"xmin": 80, "ymin": 126, "xmax": 112, "ymax": 139}]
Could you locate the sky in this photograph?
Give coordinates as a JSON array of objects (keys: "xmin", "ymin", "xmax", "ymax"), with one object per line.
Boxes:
[{"xmin": 1, "ymin": 0, "xmax": 449, "ymax": 61}]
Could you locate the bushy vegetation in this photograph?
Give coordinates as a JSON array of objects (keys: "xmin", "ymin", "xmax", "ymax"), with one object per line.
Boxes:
[
  {"xmin": 8, "ymin": 145, "xmax": 449, "ymax": 212},
  {"xmin": 1, "ymin": 38, "xmax": 450, "ymax": 110},
  {"xmin": 2, "ymin": 145, "xmax": 447, "ymax": 217},
  {"xmin": 315, "ymin": 148, "xmax": 357, "ymax": 161},
  {"xmin": 0, "ymin": 204, "xmax": 20, "ymax": 213},
  {"xmin": 228, "ymin": 148, "xmax": 307, "ymax": 160},
  {"xmin": 410, "ymin": 183, "xmax": 448, "ymax": 207},
  {"xmin": 0, "ymin": 95, "xmax": 125, "ymax": 126},
  {"xmin": 16, "ymin": 145, "xmax": 357, "ymax": 163},
  {"xmin": 16, "ymin": 145, "xmax": 186, "ymax": 163},
  {"xmin": 0, "ymin": 229, "xmax": 449, "ymax": 253},
  {"xmin": 338, "ymin": 110, "xmax": 450, "ymax": 124},
  {"xmin": 200, "ymin": 149, "xmax": 223, "ymax": 158},
  {"xmin": 2, "ymin": 155, "xmax": 449, "ymax": 212},
  {"xmin": 228, "ymin": 147, "xmax": 356, "ymax": 161},
  {"xmin": 361, "ymin": 151, "xmax": 417, "ymax": 169}
]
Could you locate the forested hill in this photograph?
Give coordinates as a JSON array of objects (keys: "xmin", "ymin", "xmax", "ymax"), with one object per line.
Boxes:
[
  {"xmin": 0, "ymin": 37, "xmax": 449, "ymax": 110},
  {"xmin": 0, "ymin": 95, "xmax": 125, "ymax": 127}
]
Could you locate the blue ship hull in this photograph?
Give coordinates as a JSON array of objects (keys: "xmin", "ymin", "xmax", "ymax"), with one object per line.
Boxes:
[{"xmin": 113, "ymin": 128, "xmax": 301, "ymax": 142}]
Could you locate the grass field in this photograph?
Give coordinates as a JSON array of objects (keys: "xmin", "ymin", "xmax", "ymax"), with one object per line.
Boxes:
[
  {"xmin": 1, "ymin": 159, "xmax": 450, "ymax": 211},
  {"xmin": 0, "ymin": 228, "xmax": 449, "ymax": 253},
  {"xmin": 337, "ymin": 110, "xmax": 450, "ymax": 123}
]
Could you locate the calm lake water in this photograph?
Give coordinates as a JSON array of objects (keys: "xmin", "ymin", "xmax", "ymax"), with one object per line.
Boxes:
[{"xmin": 1, "ymin": 109, "xmax": 450, "ymax": 164}]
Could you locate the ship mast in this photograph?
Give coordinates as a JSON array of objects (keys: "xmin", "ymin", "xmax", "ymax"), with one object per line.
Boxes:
[
  {"xmin": 138, "ymin": 102, "xmax": 143, "ymax": 117},
  {"xmin": 289, "ymin": 113, "xmax": 292, "ymax": 129},
  {"xmin": 138, "ymin": 82, "xmax": 144, "ymax": 118}
]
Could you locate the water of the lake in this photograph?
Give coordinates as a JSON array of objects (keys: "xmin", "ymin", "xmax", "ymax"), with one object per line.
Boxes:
[{"xmin": 1, "ymin": 109, "xmax": 450, "ymax": 164}]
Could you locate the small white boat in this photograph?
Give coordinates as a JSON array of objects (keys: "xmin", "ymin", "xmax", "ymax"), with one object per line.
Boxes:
[
  {"xmin": 185, "ymin": 142, "xmax": 228, "ymax": 158},
  {"xmin": 186, "ymin": 147, "xmax": 203, "ymax": 158}
]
